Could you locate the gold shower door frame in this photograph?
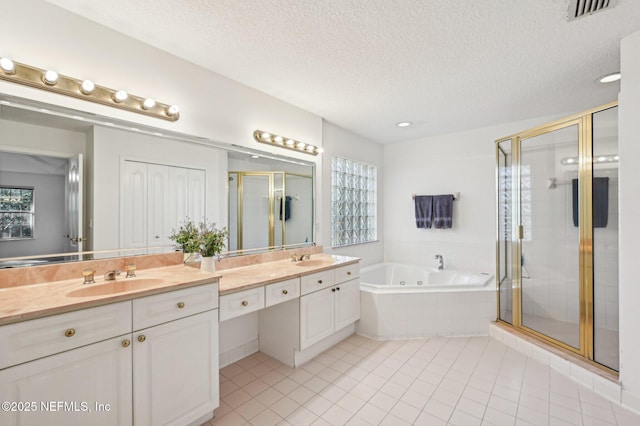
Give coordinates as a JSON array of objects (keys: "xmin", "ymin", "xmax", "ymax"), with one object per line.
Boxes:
[
  {"xmin": 234, "ymin": 172, "xmax": 279, "ymax": 251},
  {"xmin": 495, "ymin": 101, "xmax": 617, "ymax": 373}
]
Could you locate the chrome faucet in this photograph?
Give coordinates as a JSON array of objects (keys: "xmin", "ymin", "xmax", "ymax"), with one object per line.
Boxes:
[
  {"xmin": 104, "ymin": 270, "xmax": 121, "ymax": 281},
  {"xmin": 435, "ymin": 254, "xmax": 444, "ymax": 270}
]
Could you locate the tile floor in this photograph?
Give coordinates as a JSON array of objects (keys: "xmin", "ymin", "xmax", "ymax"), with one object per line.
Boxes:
[{"xmin": 203, "ymin": 334, "xmax": 640, "ymax": 425}]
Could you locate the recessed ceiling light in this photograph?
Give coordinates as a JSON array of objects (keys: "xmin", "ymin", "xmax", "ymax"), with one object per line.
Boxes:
[
  {"xmin": 599, "ymin": 72, "xmax": 621, "ymax": 83},
  {"xmin": 251, "ymin": 155, "xmax": 260, "ymax": 159},
  {"xmin": 396, "ymin": 121, "xmax": 413, "ymax": 128}
]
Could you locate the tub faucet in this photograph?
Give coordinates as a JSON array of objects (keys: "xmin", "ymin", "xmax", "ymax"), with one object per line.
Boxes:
[{"xmin": 435, "ymin": 254, "xmax": 444, "ymax": 270}]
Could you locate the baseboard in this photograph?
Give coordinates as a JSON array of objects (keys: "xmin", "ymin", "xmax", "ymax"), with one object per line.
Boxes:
[
  {"xmin": 294, "ymin": 324, "xmax": 355, "ymax": 367},
  {"xmin": 219, "ymin": 339, "xmax": 259, "ymax": 368}
]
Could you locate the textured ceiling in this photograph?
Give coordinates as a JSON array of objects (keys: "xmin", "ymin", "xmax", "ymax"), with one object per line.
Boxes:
[{"xmin": 46, "ymin": 0, "xmax": 640, "ymax": 144}]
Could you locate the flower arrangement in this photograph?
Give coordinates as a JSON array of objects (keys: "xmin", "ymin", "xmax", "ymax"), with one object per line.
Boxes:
[
  {"xmin": 168, "ymin": 219, "xmax": 199, "ymax": 254},
  {"xmin": 197, "ymin": 220, "xmax": 229, "ymax": 257},
  {"xmin": 169, "ymin": 218, "xmax": 229, "ymax": 258}
]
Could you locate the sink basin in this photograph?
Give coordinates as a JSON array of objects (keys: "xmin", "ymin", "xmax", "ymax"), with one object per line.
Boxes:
[
  {"xmin": 295, "ymin": 259, "xmax": 334, "ymax": 267},
  {"xmin": 67, "ymin": 278, "xmax": 165, "ymax": 297}
]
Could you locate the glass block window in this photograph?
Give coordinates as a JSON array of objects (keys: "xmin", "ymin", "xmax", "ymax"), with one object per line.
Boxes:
[
  {"xmin": 331, "ymin": 156, "xmax": 377, "ymax": 247},
  {"xmin": 0, "ymin": 187, "xmax": 35, "ymax": 240}
]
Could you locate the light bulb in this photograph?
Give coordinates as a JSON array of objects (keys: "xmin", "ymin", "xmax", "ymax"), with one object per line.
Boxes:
[
  {"xmin": 0, "ymin": 57, "xmax": 15, "ymax": 74},
  {"xmin": 396, "ymin": 121, "xmax": 413, "ymax": 128},
  {"xmin": 43, "ymin": 70, "xmax": 59, "ymax": 85},
  {"xmin": 260, "ymin": 132, "xmax": 271, "ymax": 140},
  {"xmin": 316, "ymin": 147, "xmax": 324, "ymax": 154},
  {"xmin": 273, "ymin": 135, "xmax": 284, "ymax": 144},
  {"xmin": 296, "ymin": 142, "xmax": 306, "ymax": 149},
  {"xmin": 142, "ymin": 98, "xmax": 156, "ymax": 110},
  {"xmin": 599, "ymin": 72, "xmax": 621, "ymax": 83},
  {"xmin": 80, "ymin": 80, "xmax": 95, "ymax": 95},
  {"xmin": 597, "ymin": 156, "xmax": 606, "ymax": 162},
  {"xmin": 113, "ymin": 90, "xmax": 128, "ymax": 103},
  {"xmin": 285, "ymin": 139, "xmax": 295, "ymax": 146},
  {"xmin": 166, "ymin": 105, "xmax": 180, "ymax": 116}
]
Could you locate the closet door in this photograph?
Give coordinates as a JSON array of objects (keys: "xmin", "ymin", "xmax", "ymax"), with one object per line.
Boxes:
[
  {"xmin": 188, "ymin": 169, "xmax": 206, "ymax": 224},
  {"xmin": 148, "ymin": 165, "xmax": 169, "ymax": 246},
  {"xmin": 121, "ymin": 161, "xmax": 148, "ymax": 248},
  {"xmin": 168, "ymin": 166, "xmax": 189, "ymax": 232}
]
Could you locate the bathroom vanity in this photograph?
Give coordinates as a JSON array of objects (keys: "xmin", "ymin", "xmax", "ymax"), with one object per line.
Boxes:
[
  {"xmin": 0, "ymin": 250, "xmax": 360, "ymax": 426},
  {"xmin": 0, "ymin": 262, "xmax": 220, "ymax": 426},
  {"xmin": 218, "ymin": 254, "xmax": 361, "ymax": 367}
]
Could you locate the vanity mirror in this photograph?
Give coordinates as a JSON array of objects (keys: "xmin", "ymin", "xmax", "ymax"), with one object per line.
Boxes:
[{"xmin": 0, "ymin": 94, "xmax": 316, "ymax": 267}]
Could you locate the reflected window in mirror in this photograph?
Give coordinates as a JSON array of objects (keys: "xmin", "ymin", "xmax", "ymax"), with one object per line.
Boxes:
[
  {"xmin": 331, "ymin": 156, "xmax": 377, "ymax": 247},
  {"xmin": 0, "ymin": 186, "xmax": 35, "ymax": 240}
]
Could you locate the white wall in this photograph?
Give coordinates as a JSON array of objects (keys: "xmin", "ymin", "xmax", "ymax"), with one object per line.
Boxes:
[
  {"xmin": 90, "ymin": 126, "xmax": 227, "ymax": 250},
  {"xmin": 0, "ymin": 118, "xmax": 86, "ymax": 158},
  {"xmin": 619, "ymin": 29, "xmax": 640, "ymax": 412},
  {"xmin": 383, "ymin": 114, "xmax": 565, "ymax": 274},
  {"xmin": 321, "ymin": 120, "xmax": 384, "ymax": 266},
  {"xmin": 0, "ymin": 0, "xmax": 324, "ymax": 243}
]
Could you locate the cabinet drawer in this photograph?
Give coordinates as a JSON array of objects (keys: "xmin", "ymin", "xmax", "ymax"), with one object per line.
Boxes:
[
  {"xmin": 300, "ymin": 270, "xmax": 335, "ymax": 295},
  {"xmin": 265, "ymin": 278, "xmax": 300, "ymax": 307},
  {"xmin": 0, "ymin": 301, "xmax": 131, "ymax": 370},
  {"xmin": 133, "ymin": 283, "xmax": 218, "ymax": 330},
  {"xmin": 219, "ymin": 287, "xmax": 265, "ymax": 321},
  {"xmin": 334, "ymin": 263, "xmax": 360, "ymax": 284}
]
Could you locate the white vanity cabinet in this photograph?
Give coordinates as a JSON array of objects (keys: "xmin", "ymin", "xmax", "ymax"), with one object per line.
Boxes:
[
  {"xmin": 0, "ymin": 304, "xmax": 133, "ymax": 426},
  {"xmin": 0, "ymin": 282, "xmax": 219, "ymax": 426},
  {"xmin": 132, "ymin": 284, "xmax": 219, "ymax": 426},
  {"xmin": 300, "ymin": 265, "xmax": 360, "ymax": 350},
  {"xmin": 258, "ymin": 262, "xmax": 360, "ymax": 367}
]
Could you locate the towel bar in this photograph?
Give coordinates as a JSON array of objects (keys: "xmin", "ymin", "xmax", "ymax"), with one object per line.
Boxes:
[{"xmin": 412, "ymin": 192, "xmax": 459, "ymax": 200}]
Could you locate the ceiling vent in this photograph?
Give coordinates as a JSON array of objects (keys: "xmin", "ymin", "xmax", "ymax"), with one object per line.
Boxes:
[{"xmin": 568, "ymin": 0, "xmax": 616, "ymax": 21}]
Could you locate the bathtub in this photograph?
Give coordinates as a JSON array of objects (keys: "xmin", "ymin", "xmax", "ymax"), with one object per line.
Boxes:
[{"xmin": 357, "ymin": 263, "xmax": 496, "ymax": 339}]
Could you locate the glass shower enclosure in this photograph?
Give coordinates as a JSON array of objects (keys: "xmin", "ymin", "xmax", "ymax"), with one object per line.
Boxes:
[{"xmin": 496, "ymin": 102, "xmax": 619, "ymax": 372}]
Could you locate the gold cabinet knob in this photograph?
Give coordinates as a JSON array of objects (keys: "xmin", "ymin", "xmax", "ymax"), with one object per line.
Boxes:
[
  {"xmin": 332, "ymin": 288, "xmax": 336, "ymax": 292},
  {"xmin": 282, "ymin": 289, "xmax": 288, "ymax": 295},
  {"xmin": 347, "ymin": 271, "xmax": 352, "ymax": 275},
  {"xmin": 122, "ymin": 339, "xmax": 131, "ymax": 348},
  {"xmin": 64, "ymin": 328, "xmax": 76, "ymax": 337},
  {"xmin": 177, "ymin": 302, "xmax": 185, "ymax": 309},
  {"xmin": 318, "ymin": 279, "xmax": 323, "ymax": 284},
  {"xmin": 137, "ymin": 335, "xmax": 146, "ymax": 343},
  {"xmin": 336, "ymin": 287, "xmax": 340, "ymax": 291},
  {"xmin": 241, "ymin": 300, "xmax": 248, "ymax": 307}
]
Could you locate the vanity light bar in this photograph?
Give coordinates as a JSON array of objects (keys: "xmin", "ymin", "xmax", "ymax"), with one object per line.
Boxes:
[
  {"xmin": 561, "ymin": 154, "xmax": 619, "ymax": 165},
  {"xmin": 253, "ymin": 130, "xmax": 323, "ymax": 156},
  {"xmin": 0, "ymin": 56, "xmax": 180, "ymax": 122}
]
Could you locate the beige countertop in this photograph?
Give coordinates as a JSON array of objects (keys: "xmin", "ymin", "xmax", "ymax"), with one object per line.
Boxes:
[
  {"xmin": 0, "ymin": 264, "xmax": 220, "ymax": 326},
  {"xmin": 0, "ymin": 253, "xmax": 360, "ymax": 326},
  {"xmin": 217, "ymin": 253, "xmax": 360, "ymax": 295}
]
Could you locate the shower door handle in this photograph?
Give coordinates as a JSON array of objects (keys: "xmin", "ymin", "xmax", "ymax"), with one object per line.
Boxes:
[{"xmin": 518, "ymin": 225, "xmax": 524, "ymax": 240}]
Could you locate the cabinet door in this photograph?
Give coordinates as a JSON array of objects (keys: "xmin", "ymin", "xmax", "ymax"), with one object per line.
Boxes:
[
  {"xmin": 121, "ymin": 161, "xmax": 148, "ymax": 248},
  {"xmin": 334, "ymin": 279, "xmax": 361, "ymax": 331},
  {"xmin": 0, "ymin": 336, "xmax": 132, "ymax": 426},
  {"xmin": 133, "ymin": 310, "xmax": 219, "ymax": 426},
  {"xmin": 300, "ymin": 287, "xmax": 335, "ymax": 350},
  {"xmin": 148, "ymin": 164, "xmax": 169, "ymax": 246}
]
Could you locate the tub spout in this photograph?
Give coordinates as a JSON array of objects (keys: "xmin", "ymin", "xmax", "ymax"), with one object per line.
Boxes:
[{"xmin": 434, "ymin": 254, "xmax": 444, "ymax": 270}]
